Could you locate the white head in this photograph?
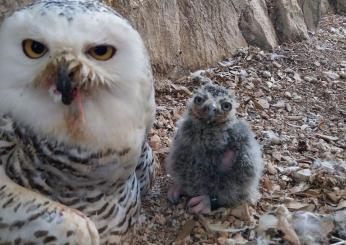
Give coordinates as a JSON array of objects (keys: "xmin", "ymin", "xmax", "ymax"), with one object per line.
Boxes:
[{"xmin": 0, "ymin": 0, "xmax": 155, "ymax": 153}]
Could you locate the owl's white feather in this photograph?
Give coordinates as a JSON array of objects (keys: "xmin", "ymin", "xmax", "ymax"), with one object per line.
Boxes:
[
  {"xmin": 0, "ymin": 1, "xmax": 156, "ymax": 243},
  {"xmin": 0, "ymin": 0, "xmax": 155, "ymax": 154}
]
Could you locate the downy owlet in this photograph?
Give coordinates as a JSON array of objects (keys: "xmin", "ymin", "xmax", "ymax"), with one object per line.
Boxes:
[{"xmin": 166, "ymin": 83, "xmax": 263, "ymax": 214}]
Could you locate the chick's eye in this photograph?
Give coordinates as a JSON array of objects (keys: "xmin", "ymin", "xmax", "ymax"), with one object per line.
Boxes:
[
  {"xmin": 22, "ymin": 39, "xmax": 48, "ymax": 59},
  {"xmin": 222, "ymin": 102, "xmax": 232, "ymax": 111},
  {"xmin": 194, "ymin": 96, "xmax": 204, "ymax": 105},
  {"xmin": 88, "ymin": 45, "xmax": 116, "ymax": 61}
]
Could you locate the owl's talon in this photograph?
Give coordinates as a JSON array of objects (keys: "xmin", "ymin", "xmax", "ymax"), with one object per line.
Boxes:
[
  {"xmin": 187, "ymin": 195, "xmax": 211, "ymax": 214},
  {"xmin": 167, "ymin": 184, "xmax": 182, "ymax": 204}
]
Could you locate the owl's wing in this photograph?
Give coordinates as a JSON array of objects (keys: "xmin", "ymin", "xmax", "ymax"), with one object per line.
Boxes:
[
  {"xmin": 227, "ymin": 119, "xmax": 253, "ymax": 144},
  {"xmin": 0, "ymin": 118, "xmax": 99, "ymax": 244},
  {"xmin": 220, "ymin": 119, "xmax": 255, "ymax": 171},
  {"xmin": 135, "ymin": 141, "xmax": 156, "ymax": 196}
]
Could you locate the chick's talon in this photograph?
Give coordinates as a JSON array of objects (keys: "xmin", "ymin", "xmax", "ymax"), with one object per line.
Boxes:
[
  {"xmin": 187, "ymin": 195, "xmax": 211, "ymax": 214},
  {"xmin": 167, "ymin": 183, "xmax": 182, "ymax": 204}
]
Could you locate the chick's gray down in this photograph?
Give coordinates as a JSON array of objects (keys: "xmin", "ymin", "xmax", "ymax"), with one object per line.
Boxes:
[{"xmin": 166, "ymin": 83, "xmax": 263, "ymax": 214}]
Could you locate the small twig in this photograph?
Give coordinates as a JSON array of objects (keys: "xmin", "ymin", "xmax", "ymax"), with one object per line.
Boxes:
[
  {"xmin": 334, "ymin": 142, "xmax": 346, "ymax": 149},
  {"xmin": 331, "ymin": 236, "xmax": 346, "ymax": 245},
  {"xmin": 315, "ymin": 134, "xmax": 339, "ymax": 142},
  {"xmin": 332, "ymin": 236, "xmax": 346, "ymax": 241},
  {"xmin": 296, "ymin": 158, "xmax": 313, "ymax": 164},
  {"xmin": 261, "ymin": 195, "xmax": 283, "ymax": 201},
  {"xmin": 286, "ymin": 122, "xmax": 302, "ymax": 128},
  {"xmin": 286, "ymin": 116, "xmax": 304, "ymax": 121},
  {"xmin": 330, "ymin": 241, "xmax": 346, "ymax": 245},
  {"xmin": 197, "ymin": 214, "xmax": 255, "ymax": 233}
]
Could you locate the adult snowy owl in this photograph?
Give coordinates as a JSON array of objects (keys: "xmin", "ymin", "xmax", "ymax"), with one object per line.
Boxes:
[{"xmin": 0, "ymin": 0, "xmax": 155, "ymax": 244}]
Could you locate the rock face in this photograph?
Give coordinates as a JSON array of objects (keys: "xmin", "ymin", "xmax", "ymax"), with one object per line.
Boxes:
[
  {"xmin": 104, "ymin": 0, "xmax": 248, "ymax": 77},
  {"xmin": 176, "ymin": 0, "xmax": 247, "ymax": 77},
  {"xmin": 320, "ymin": 0, "xmax": 333, "ymax": 15},
  {"xmin": 337, "ymin": 0, "xmax": 346, "ymax": 15},
  {"xmin": 298, "ymin": 0, "xmax": 321, "ymax": 31},
  {"xmin": 273, "ymin": 0, "xmax": 309, "ymax": 42},
  {"xmin": 239, "ymin": 0, "xmax": 278, "ymax": 50},
  {"xmin": 1, "ymin": 0, "xmax": 338, "ymax": 76},
  {"xmin": 102, "ymin": 1, "xmax": 183, "ymax": 76}
]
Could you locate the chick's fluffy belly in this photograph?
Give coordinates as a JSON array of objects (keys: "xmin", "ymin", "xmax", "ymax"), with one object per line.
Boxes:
[{"xmin": 174, "ymin": 127, "xmax": 233, "ymax": 196}]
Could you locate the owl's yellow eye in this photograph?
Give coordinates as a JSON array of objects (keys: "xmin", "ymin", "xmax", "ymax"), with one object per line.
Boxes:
[
  {"xmin": 22, "ymin": 39, "xmax": 48, "ymax": 59},
  {"xmin": 88, "ymin": 45, "xmax": 116, "ymax": 61}
]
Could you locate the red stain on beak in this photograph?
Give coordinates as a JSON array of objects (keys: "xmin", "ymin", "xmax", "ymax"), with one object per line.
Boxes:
[
  {"xmin": 65, "ymin": 87, "xmax": 86, "ymax": 132},
  {"xmin": 74, "ymin": 88, "xmax": 85, "ymax": 124}
]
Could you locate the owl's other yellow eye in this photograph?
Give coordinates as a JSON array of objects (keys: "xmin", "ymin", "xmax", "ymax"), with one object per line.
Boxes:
[
  {"xmin": 88, "ymin": 45, "xmax": 116, "ymax": 61},
  {"xmin": 22, "ymin": 39, "xmax": 48, "ymax": 59}
]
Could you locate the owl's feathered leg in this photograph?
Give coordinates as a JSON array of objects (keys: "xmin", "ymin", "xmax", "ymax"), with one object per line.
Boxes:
[
  {"xmin": 167, "ymin": 183, "xmax": 182, "ymax": 204},
  {"xmin": 135, "ymin": 141, "xmax": 155, "ymax": 196},
  {"xmin": 0, "ymin": 168, "xmax": 99, "ymax": 244}
]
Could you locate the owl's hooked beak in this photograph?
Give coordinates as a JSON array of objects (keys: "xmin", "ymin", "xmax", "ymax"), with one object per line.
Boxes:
[
  {"xmin": 51, "ymin": 61, "xmax": 85, "ymax": 125},
  {"xmin": 56, "ymin": 64, "xmax": 77, "ymax": 105}
]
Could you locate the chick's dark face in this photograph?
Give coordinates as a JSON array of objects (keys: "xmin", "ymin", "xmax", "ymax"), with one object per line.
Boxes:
[{"xmin": 189, "ymin": 85, "xmax": 234, "ymax": 124}]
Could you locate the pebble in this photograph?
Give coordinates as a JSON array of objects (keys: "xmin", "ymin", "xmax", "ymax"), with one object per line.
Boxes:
[
  {"xmin": 292, "ymin": 93, "xmax": 302, "ymax": 101},
  {"xmin": 314, "ymin": 61, "xmax": 321, "ymax": 67},
  {"xmin": 294, "ymin": 72, "xmax": 302, "ymax": 82},
  {"xmin": 339, "ymin": 71, "xmax": 346, "ymax": 79},
  {"xmin": 293, "ymin": 169, "xmax": 312, "ymax": 181},
  {"xmin": 263, "ymin": 130, "xmax": 281, "ymax": 145},
  {"xmin": 320, "ymin": 60, "xmax": 328, "ymax": 65},
  {"xmin": 273, "ymin": 61, "xmax": 282, "ymax": 68},
  {"xmin": 329, "ymin": 27, "xmax": 337, "ymax": 33},
  {"xmin": 285, "ymin": 91, "xmax": 292, "ymax": 98},
  {"xmin": 255, "ymin": 98, "xmax": 270, "ymax": 110},
  {"xmin": 240, "ymin": 69, "xmax": 249, "ymax": 78},
  {"xmin": 323, "ymin": 71, "xmax": 340, "ymax": 81},
  {"xmin": 304, "ymin": 76, "xmax": 317, "ymax": 82},
  {"xmin": 320, "ymin": 80, "xmax": 328, "ymax": 87},
  {"xmin": 285, "ymin": 68, "xmax": 294, "ymax": 74},
  {"xmin": 262, "ymin": 71, "xmax": 272, "ymax": 78},
  {"xmin": 272, "ymin": 100, "xmax": 286, "ymax": 108},
  {"xmin": 286, "ymin": 103, "xmax": 292, "ymax": 112}
]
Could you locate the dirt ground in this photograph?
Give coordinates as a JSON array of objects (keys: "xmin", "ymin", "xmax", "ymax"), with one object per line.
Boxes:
[{"xmin": 124, "ymin": 14, "xmax": 346, "ymax": 244}]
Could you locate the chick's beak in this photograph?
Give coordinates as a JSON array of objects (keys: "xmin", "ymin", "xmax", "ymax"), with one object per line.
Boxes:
[
  {"xmin": 203, "ymin": 103, "xmax": 218, "ymax": 122},
  {"xmin": 56, "ymin": 64, "xmax": 77, "ymax": 105}
]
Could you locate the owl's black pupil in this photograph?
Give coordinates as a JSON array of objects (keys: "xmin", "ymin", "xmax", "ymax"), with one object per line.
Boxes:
[
  {"xmin": 194, "ymin": 97, "xmax": 202, "ymax": 104},
  {"xmin": 223, "ymin": 103, "xmax": 232, "ymax": 110},
  {"xmin": 32, "ymin": 41, "xmax": 45, "ymax": 54},
  {"xmin": 94, "ymin": 46, "xmax": 108, "ymax": 56}
]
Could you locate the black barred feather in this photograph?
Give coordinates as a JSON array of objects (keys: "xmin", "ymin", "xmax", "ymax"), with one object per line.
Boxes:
[{"xmin": 0, "ymin": 116, "xmax": 155, "ymax": 243}]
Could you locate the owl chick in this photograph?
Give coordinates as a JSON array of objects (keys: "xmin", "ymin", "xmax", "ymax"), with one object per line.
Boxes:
[
  {"xmin": 166, "ymin": 83, "xmax": 263, "ymax": 214},
  {"xmin": 0, "ymin": 1, "xmax": 155, "ymax": 244}
]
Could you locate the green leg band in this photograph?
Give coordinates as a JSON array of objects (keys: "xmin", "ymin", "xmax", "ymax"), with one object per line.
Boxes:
[{"xmin": 210, "ymin": 194, "xmax": 219, "ymax": 211}]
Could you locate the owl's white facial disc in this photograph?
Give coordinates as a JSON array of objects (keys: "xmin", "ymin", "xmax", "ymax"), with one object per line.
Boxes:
[{"xmin": 0, "ymin": 0, "xmax": 155, "ymax": 152}]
